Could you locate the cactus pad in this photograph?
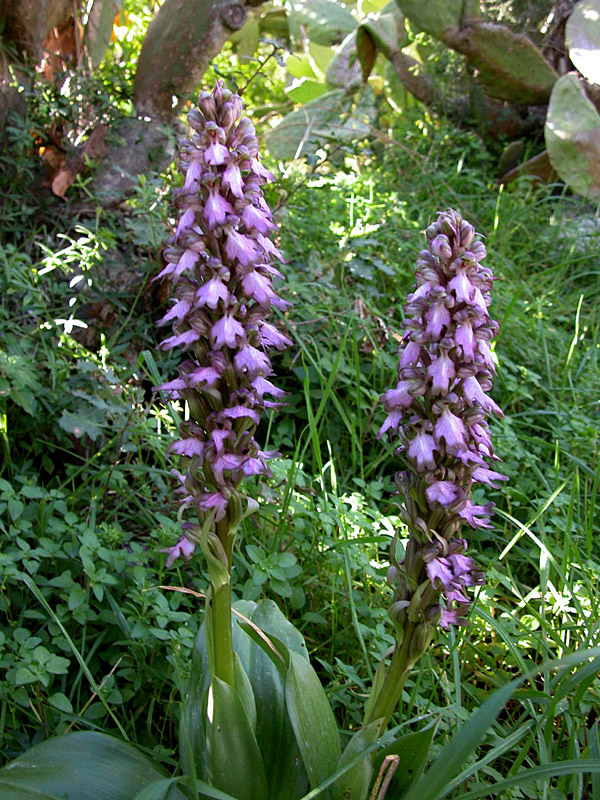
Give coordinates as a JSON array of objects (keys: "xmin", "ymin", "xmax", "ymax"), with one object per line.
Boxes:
[
  {"xmin": 394, "ymin": 0, "xmax": 462, "ymax": 38},
  {"xmin": 545, "ymin": 73, "xmax": 600, "ymax": 197},
  {"xmin": 566, "ymin": 0, "xmax": 600, "ymax": 85},
  {"xmin": 287, "ymin": 0, "xmax": 357, "ymax": 47},
  {"xmin": 458, "ymin": 23, "xmax": 557, "ymax": 105},
  {"xmin": 326, "ymin": 32, "xmax": 363, "ymax": 89}
]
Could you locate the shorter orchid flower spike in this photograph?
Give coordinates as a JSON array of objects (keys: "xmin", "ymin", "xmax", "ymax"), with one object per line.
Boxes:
[{"xmin": 380, "ymin": 209, "xmax": 506, "ymax": 629}]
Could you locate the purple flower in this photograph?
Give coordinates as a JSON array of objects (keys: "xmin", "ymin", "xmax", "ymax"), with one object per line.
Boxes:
[
  {"xmin": 204, "ymin": 142, "xmax": 228, "ymax": 165},
  {"xmin": 203, "ymin": 188, "xmax": 233, "ymax": 229},
  {"xmin": 435, "ymin": 407, "xmax": 466, "ymax": 453},
  {"xmin": 196, "ymin": 276, "xmax": 230, "ymax": 309},
  {"xmin": 156, "ymin": 82, "xmax": 292, "ymax": 566},
  {"xmin": 241, "ymin": 270, "xmax": 277, "ymax": 305},
  {"xmin": 259, "ymin": 321, "xmax": 292, "ymax": 350},
  {"xmin": 224, "ymin": 228, "xmax": 259, "ymax": 265},
  {"xmin": 167, "ymin": 438, "xmax": 205, "ymax": 458},
  {"xmin": 425, "ymin": 480, "xmax": 459, "ymax": 507},
  {"xmin": 429, "ymin": 350, "xmax": 455, "ymax": 395},
  {"xmin": 383, "ymin": 382, "xmax": 414, "ymax": 411},
  {"xmin": 211, "ymin": 314, "xmax": 245, "ymax": 348},
  {"xmin": 157, "ymin": 299, "xmax": 192, "ymax": 326},
  {"xmin": 408, "ymin": 430, "xmax": 437, "ymax": 471},
  {"xmin": 234, "ymin": 345, "xmax": 271, "ymax": 378},
  {"xmin": 160, "ymin": 535, "xmax": 196, "ymax": 568},
  {"xmin": 462, "ymin": 376, "xmax": 503, "ymax": 416},
  {"xmin": 223, "ymin": 162, "xmax": 243, "ymax": 197},
  {"xmin": 242, "ymin": 204, "xmax": 274, "ymax": 234},
  {"xmin": 380, "ymin": 210, "xmax": 505, "ymax": 631}
]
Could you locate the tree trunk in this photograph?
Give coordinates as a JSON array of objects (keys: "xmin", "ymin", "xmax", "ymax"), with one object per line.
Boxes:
[
  {"xmin": 133, "ymin": 0, "xmax": 264, "ymax": 120},
  {"xmin": 0, "ymin": 0, "xmax": 73, "ymax": 61}
]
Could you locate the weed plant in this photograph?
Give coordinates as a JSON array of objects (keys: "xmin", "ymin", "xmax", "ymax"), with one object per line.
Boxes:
[{"xmin": 0, "ymin": 30, "xmax": 599, "ymax": 798}]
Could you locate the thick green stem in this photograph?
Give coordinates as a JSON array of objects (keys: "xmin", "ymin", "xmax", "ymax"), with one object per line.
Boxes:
[
  {"xmin": 363, "ymin": 623, "xmax": 418, "ymax": 734},
  {"xmin": 211, "ymin": 575, "xmax": 235, "ymax": 686}
]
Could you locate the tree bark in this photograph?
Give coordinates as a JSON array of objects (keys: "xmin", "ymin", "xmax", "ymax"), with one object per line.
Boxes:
[
  {"xmin": 133, "ymin": 0, "xmax": 265, "ymax": 120},
  {"xmin": 0, "ymin": 0, "xmax": 72, "ymax": 61}
]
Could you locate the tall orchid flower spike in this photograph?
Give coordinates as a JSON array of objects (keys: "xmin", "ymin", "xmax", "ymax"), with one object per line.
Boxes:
[
  {"xmin": 365, "ymin": 209, "xmax": 506, "ymax": 732},
  {"xmin": 155, "ymin": 82, "xmax": 291, "ymax": 684}
]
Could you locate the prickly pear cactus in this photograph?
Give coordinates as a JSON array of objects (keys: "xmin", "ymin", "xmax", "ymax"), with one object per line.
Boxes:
[
  {"xmin": 359, "ymin": 2, "xmax": 407, "ymax": 58},
  {"xmin": 460, "ymin": 22, "xmax": 558, "ymax": 105},
  {"xmin": 566, "ymin": 0, "xmax": 600, "ymax": 85},
  {"xmin": 545, "ymin": 73, "xmax": 600, "ymax": 198},
  {"xmin": 267, "ymin": 87, "xmax": 376, "ymax": 161},
  {"xmin": 325, "ymin": 32, "xmax": 363, "ymax": 90},
  {"xmin": 393, "ymin": 0, "xmax": 462, "ymax": 38},
  {"xmin": 286, "ymin": 0, "xmax": 356, "ymax": 47}
]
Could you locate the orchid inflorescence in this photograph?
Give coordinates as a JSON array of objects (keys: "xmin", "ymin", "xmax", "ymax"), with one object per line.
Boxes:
[
  {"xmin": 379, "ymin": 209, "xmax": 506, "ymax": 633},
  {"xmin": 156, "ymin": 81, "xmax": 291, "ymax": 567}
]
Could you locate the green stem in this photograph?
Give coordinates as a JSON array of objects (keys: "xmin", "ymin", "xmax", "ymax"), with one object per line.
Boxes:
[
  {"xmin": 363, "ymin": 623, "xmax": 418, "ymax": 734},
  {"xmin": 211, "ymin": 575, "xmax": 235, "ymax": 686}
]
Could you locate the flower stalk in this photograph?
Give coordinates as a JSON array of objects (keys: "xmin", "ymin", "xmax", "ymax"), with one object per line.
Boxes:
[
  {"xmin": 157, "ymin": 82, "xmax": 290, "ymax": 685},
  {"xmin": 365, "ymin": 209, "xmax": 506, "ymax": 732}
]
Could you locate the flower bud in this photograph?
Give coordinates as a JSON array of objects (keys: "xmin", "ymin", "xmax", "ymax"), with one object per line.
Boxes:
[
  {"xmin": 430, "ymin": 235, "xmax": 452, "ymax": 261},
  {"xmin": 408, "ymin": 622, "xmax": 434, "ymax": 661},
  {"xmin": 386, "ymin": 565, "xmax": 398, "ymax": 586}
]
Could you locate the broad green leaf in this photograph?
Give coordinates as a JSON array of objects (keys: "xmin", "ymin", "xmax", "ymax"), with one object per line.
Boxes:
[
  {"xmin": 259, "ymin": 9, "xmax": 289, "ymax": 37},
  {"xmin": 359, "ymin": 0, "xmax": 391, "ymax": 13},
  {"xmin": 229, "ymin": 19, "xmax": 260, "ymax": 60},
  {"xmin": 233, "ymin": 651, "xmax": 257, "ymax": 732},
  {"xmin": 296, "ymin": 733, "xmax": 386, "ymax": 800},
  {"xmin": 251, "ymin": 600, "xmax": 309, "ymax": 656},
  {"xmin": 59, "ymin": 406, "xmax": 104, "ymax": 440},
  {"xmin": 0, "ymin": 732, "xmax": 187, "ymax": 800},
  {"xmin": 286, "ymin": 52, "xmax": 318, "ymax": 80},
  {"xmin": 180, "ymin": 623, "xmax": 211, "ymax": 780},
  {"xmin": 566, "ymin": 0, "xmax": 600, "ymax": 85},
  {"xmin": 138, "ymin": 779, "xmax": 240, "ymax": 800},
  {"xmin": 234, "ymin": 600, "xmax": 310, "ymax": 800},
  {"xmin": 204, "ymin": 677, "xmax": 268, "ymax": 800},
  {"xmin": 331, "ymin": 721, "xmax": 381, "ymax": 800},
  {"xmin": 463, "ymin": 21, "xmax": 558, "ymax": 105},
  {"xmin": 246, "ymin": 544, "xmax": 265, "ymax": 563},
  {"xmin": 286, "ymin": 78, "xmax": 330, "ymax": 104},
  {"xmin": 545, "ymin": 72, "xmax": 600, "ymax": 198},
  {"xmin": 132, "ymin": 777, "xmax": 183, "ymax": 800},
  {"xmin": 372, "ymin": 721, "xmax": 437, "ymax": 796},
  {"xmin": 591, "ymin": 722, "xmax": 600, "ymax": 799},
  {"xmin": 286, "ymin": 650, "xmax": 342, "ymax": 792},
  {"xmin": 287, "ymin": 0, "xmax": 357, "ymax": 47},
  {"xmin": 309, "ymin": 43, "xmax": 337, "ymax": 77},
  {"xmin": 362, "ymin": 656, "xmax": 387, "ymax": 726},
  {"xmin": 358, "ymin": 3, "xmax": 407, "ymax": 57}
]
